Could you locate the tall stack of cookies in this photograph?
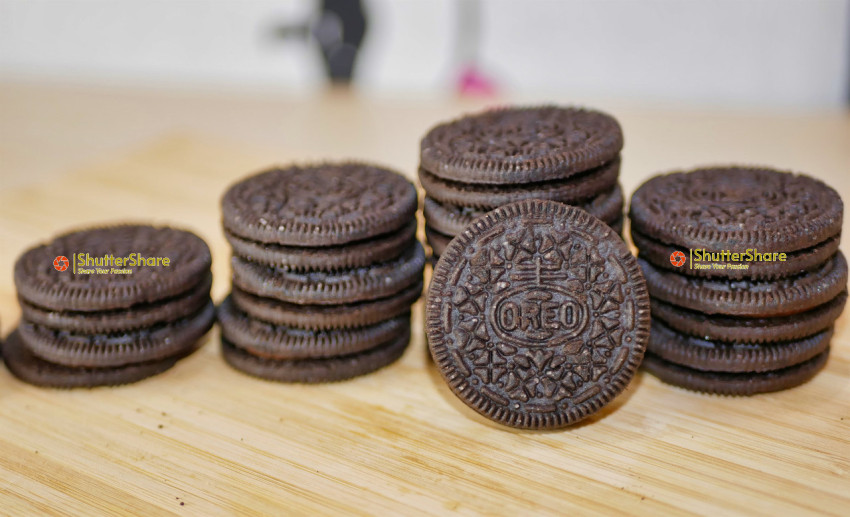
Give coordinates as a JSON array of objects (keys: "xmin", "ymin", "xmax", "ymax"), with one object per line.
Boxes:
[
  {"xmin": 219, "ymin": 163, "xmax": 424, "ymax": 383},
  {"xmin": 419, "ymin": 106, "xmax": 626, "ymax": 258},
  {"xmin": 629, "ymin": 167, "xmax": 847, "ymax": 394},
  {"xmin": 6, "ymin": 225, "xmax": 215, "ymax": 387}
]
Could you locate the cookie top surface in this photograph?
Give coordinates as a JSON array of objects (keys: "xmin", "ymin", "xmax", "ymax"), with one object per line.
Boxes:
[
  {"xmin": 222, "ymin": 163, "xmax": 417, "ymax": 247},
  {"xmin": 14, "ymin": 224, "xmax": 212, "ymax": 312},
  {"xmin": 629, "ymin": 167, "xmax": 843, "ymax": 253},
  {"xmin": 426, "ymin": 199, "xmax": 650, "ymax": 429},
  {"xmin": 420, "ymin": 106, "xmax": 623, "ymax": 184}
]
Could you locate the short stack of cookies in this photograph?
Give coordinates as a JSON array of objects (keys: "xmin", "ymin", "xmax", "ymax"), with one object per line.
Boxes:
[
  {"xmin": 219, "ymin": 163, "xmax": 425, "ymax": 383},
  {"xmin": 419, "ymin": 106, "xmax": 626, "ymax": 259},
  {"xmin": 630, "ymin": 167, "xmax": 847, "ymax": 395},
  {"xmin": 7, "ymin": 225, "xmax": 214, "ymax": 388}
]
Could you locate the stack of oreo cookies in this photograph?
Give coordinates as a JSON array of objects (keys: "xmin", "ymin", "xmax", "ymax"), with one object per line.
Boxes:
[
  {"xmin": 6, "ymin": 225, "xmax": 215, "ymax": 387},
  {"xmin": 419, "ymin": 106, "xmax": 626, "ymax": 258},
  {"xmin": 219, "ymin": 163, "xmax": 424, "ymax": 383},
  {"xmin": 630, "ymin": 167, "xmax": 847, "ymax": 395}
]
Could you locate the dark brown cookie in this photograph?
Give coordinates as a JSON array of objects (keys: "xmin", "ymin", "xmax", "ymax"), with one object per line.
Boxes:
[
  {"xmin": 232, "ymin": 242, "xmax": 425, "ymax": 305},
  {"xmin": 14, "ymin": 225, "xmax": 212, "ymax": 312},
  {"xmin": 2, "ymin": 330, "xmax": 184, "ymax": 388},
  {"xmin": 629, "ymin": 166, "xmax": 843, "ymax": 254},
  {"xmin": 418, "ymin": 158, "xmax": 619, "ymax": 209},
  {"xmin": 420, "ymin": 106, "xmax": 623, "ymax": 184},
  {"xmin": 230, "ymin": 281, "xmax": 422, "ymax": 330},
  {"xmin": 18, "ymin": 302, "xmax": 215, "ymax": 368},
  {"xmin": 641, "ymin": 349, "xmax": 829, "ymax": 396},
  {"xmin": 426, "ymin": 199, "xmax": 650, "ymax": 429},
  {"xmin": 225, "ymin": 220, "xmax": 416, "ymax": 271},
  {"xmin": 424, "ymin": 184, "xmax": 623, "ymax": 237},
  {"xmin": 222, "ymin": 163, "xmax": 417, "ymax": 247},
  {"xmin": 647, "ymin": 319, "xmax": 832, "ymax": 373},
  {"xmin": 631, "ymin": 230, "xmax": 841, "ymax": 280},
  {"xmin": 218, "ymin": 295, "xmax": 409, "ymax": 359},
  {"xmin": 638, "ymin": 253, "xmax": 848, "ymax": 317},
  {"xmin": 221, "ymin": 326, "xmax": 410, "ymax": 383},
  {"xmin": 19, "ymin": 274, "xmax": 213, "ymax": 333},
  {"xmin": 650, "ymin": 291, "xmax": 847, "ymax": 343}
]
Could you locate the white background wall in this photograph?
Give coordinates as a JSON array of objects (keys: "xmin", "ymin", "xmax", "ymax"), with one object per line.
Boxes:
[{"xmin": 0, "ymin": 0, "xmax": 847, "ymax": 108}]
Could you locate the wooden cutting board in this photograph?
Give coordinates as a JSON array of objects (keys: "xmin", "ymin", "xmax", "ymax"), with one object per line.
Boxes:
[{"xmin": 0, "ymin": 135, "xmax": 847, "ymax": 516}]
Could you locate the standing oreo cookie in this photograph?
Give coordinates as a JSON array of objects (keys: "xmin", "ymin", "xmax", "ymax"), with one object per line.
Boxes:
[
  {"xmin": 629, "ymin": 166, "xmax": 845, "ymax": 394},
  {"xmin": 419, "ymin": 106, "xmax": 626, "ymax": 259},
  {"xmin": 219, "ymin": 163, "xmax": 423, "ymax": 382},
  {"xmin": 427, "ymin": 200, "xmax": 650, "ymax": 429},
  {"xmin": 6, "ymin": 224, "xmax": 214, "ymax": 387}
]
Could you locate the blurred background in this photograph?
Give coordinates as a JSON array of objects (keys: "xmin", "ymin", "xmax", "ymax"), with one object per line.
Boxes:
[
  {"xmin": 1, "ymin": 0, "xmax": 849, "ymax": 196},
  {"xmin": 1, "ymin": 0, "xmax": 848, "ymax": 107}
]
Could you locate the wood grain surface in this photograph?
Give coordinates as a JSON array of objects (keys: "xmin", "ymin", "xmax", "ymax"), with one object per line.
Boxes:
[{"xmin": 0, "ymin": 83, "xmax": 848, "ymax": 516}]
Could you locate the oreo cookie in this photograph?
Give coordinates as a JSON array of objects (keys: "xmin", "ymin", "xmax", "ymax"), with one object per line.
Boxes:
[
  {"xmin": 426, "ymin": 200, "xmax": 650, "ymax": 429},
  {"xmin": 15, "ymin": 224, "xmax": 211, "ymax": 312},
  {"xmin": 639, "ymin": 253, "xmax": 847, "ymax": 317},
  {"xmin": 631, "ymin": 166, "xmax": 845, "ymax": 394},
  {"xmin": 231, "ymin": 242, "xmax": 425, "ymax": 305},
  {"xmin": 647, "ymin": 319, "xmax": 832, "ymax": 373},
  {"xmin": 218, "ymin": 296, "xmax": 409, "ymax": 360},
  {"xmin": 424, "ymin": 184, "xmax": 623, "ymax": 237},
  {"xmin": 222, "ymin": 163, "xmax": 417, "ymax": 248},
  {"xmin": 221, "ymin": 326, "xmax": 410, "ymax": 383},
  {"xmin": 220, "ymin": 162, "xmax": 423, "ymax": 383},
  {"xmin": 630, "ymin": 166, "xmax": 843, "ymax": 258},
  {"xmin": 8, "ymin": 224, "xmax": 214, "ymax": 387},
  {"xmin": 418, "ymin": 160, "xmax": 620, "ymax": 209},
  {"xmin": 420, "ymin": 106, "xmax": 623, "ymax": 184},
  {"xmin": 642, "ymin": 350, "xmax": 829, "ymax": 396},
  {"xmin": 650, "ymin": 292, "xmax": 847, "ymax": 344},
  {"xmin": 229, "ymin": 281, "xmax": 423, "ymax": 330}
]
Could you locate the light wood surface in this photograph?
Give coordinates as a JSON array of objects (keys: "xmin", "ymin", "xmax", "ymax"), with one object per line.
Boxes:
[{"xmin": 0, "ymin": 82, "xmax": 849, "ymax": 516}]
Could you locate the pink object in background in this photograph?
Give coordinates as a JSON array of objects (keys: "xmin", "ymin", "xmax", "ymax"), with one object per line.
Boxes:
[{"xmin": 457, "ymin": 65, "xmax": 497, "ymax": 96}]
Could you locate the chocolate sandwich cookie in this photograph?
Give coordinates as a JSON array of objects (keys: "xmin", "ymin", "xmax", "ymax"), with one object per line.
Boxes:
[
  {"xmin": 638, "ymin": 253, "xmax": 848, "ymax": 317},
  {"xmin": 426, "ymin": 199, "xmax": 650, "ymax": 429},
  {"xmin": 19, "ymin": 274, "xmax": 213, "ymax": 333},
  {"xmin": 629, "ymin": 166, "xmax": 843, "ymax": 256},
  {"xmin": 15, "ymin": 225, "xmax": 212, "ymax": 312},
  {"xmin": 423, "ymin": 184, "xmax": 624, "ymax": 237},
  {"xmin": 641, "ymin": 349, "xmax": 829, "ymax": 396},
  {"xmin": 650, "ymin": 292, "xmax": 847, "ymax": 343},
  {"xmin": 221, "ymin": 326, "xmax": 410, "ymax": 383},
  {"xmin": 647, "ymin": 319, "xmax": 832, "ymax": 373},
  {"xmin": 218, "ymin": 296, "xmax": 409, "ymax": 359},
  {"xmin": 3, "ymin": 330, "xmax": 184, "ymax": 388},
  {"xmin": 418, "ymin": 159, "xmax": 619, "ymax": 210},
  {"xmin": 420, "ymin": 106, "xmax": 623, "ymax": 184},
  {"xmin": 230, "ymin": 281, "xmax": 423, "ymax": 330},
  {"xmin": 224, "ymin": 220, "xmax": 416, "ymax": 271},
  {"xmin": 18, "ymin": 302, "xmax": 215, "ymax": 368},
  {"xmin": 631, "ymin": 230, "xmax": 841, "ymax": 280},
  {"xmin": 232, "ymin": 242, "xmax": 425, "ymax": 305},
  {"xmin": 222, "ymin": 163, "xmax": 417, "ymax": 247}
]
